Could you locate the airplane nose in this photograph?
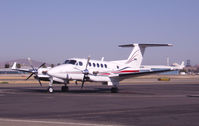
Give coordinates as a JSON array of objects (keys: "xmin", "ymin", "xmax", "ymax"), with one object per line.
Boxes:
[
  {"xmin": 47, "ymin": 65, "xmax": 68, "ymax": 79},
  {"xmin": 47, "ymin": 68, "xmax": 57, "ymax": 77},
  {"xmin": 47, "ymin": 65, "xmax": 65, "ymax": 77}
]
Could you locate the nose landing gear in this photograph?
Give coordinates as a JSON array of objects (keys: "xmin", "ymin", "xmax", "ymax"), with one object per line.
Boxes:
[{"xmin": 48, "ymin": 86, "xmax": 54, "ymax": 93}]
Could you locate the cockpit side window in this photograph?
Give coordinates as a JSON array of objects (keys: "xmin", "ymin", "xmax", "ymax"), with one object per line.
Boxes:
[
  {"xmin": 64, "ymin": 60, "xmax": 77, "ymax": 65},
  {"xmin": 64, "ymin": 60, "xmax": 69, "ymax": 64}
]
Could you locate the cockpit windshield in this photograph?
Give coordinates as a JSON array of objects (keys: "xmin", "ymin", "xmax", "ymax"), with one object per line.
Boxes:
[{"xmin": 64, "ymin": 60, "xmax": 77, "ymax": 65}]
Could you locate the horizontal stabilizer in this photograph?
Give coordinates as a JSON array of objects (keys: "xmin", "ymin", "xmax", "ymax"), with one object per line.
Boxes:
[{"xmin": 119, "ymin": 43, "xmax": 173, "ymax": 48}]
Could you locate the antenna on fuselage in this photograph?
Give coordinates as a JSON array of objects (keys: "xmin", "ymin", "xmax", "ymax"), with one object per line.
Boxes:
[{"xmin": 101, "ymin": 57, "xmax": 104, "ymax": 61}]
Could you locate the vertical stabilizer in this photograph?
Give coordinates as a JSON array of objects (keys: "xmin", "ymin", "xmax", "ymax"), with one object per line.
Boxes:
[
  {"xmin": 119, "ymin": 43, "xmax": 172, "ymax": 68},
  {"xmin": 12, "ymin": 62, "xmax": 17, "ymax": 70},
  {"xmin": 125, "ymin": 44, "xmax": 144, "ymax": 68}
]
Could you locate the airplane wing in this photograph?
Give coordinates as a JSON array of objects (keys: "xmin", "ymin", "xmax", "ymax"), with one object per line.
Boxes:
[
  {"xmin": 12, "ymin": 69, "xmax": 33, "ymax": 73},
  {"xmin": 110, "ymin": 69, "xmax": 173, "ymax": 81},
  {"xmin": 12, "ymin": 62, "xmax": 33, "ymax": 73}
]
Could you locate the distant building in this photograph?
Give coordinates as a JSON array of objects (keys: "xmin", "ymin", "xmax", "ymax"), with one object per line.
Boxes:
[
  {"xmin": 184, "ymin": 66, "xmax": 198, "ymax": 74},
  {"xmin": 186, "ymin": 59, "xmax": 191, "ymax": 67}
]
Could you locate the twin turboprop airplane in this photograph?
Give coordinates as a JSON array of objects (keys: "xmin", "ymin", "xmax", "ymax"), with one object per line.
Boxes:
[
  {"xmin": 12, "ymin": 43, "xmax": 182, "ymax": 93},
  {"xmin": 45, "ymin": 43, "xmax": 178, "ymax": 93}
]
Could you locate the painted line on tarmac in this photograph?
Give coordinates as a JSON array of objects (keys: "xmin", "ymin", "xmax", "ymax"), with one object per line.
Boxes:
[{"xmin": 0, "ymin": 118, "xmax": 116, "ymax": 126}]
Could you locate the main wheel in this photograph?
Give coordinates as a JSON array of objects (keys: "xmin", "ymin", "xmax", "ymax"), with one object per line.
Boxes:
[
  {"xmin": 111, "ymin": 87, "xmax": 118, "ymax": 93},
  {"xmin": 61, "ymin": 86, "xmax": 69, "ymax": 92},
  {"xmin": 48, "ymin": 87, "xmax": 54, "ymax": 93}
]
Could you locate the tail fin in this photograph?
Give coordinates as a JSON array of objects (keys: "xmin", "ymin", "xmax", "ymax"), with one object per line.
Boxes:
[
  {"xmin": 119, "ymin": 43, "xmax": 172, "ymax": 68},
  {"xmin": 172, "ymin": 61, "xmax": 185, "ymax": 70},
  {"xmin": 12, "ymin": 62, "xmax": 17, "ymax": 70},
  {"xmin": 180, "ymin": 61, "xmax": 185, "ymax": 69}
]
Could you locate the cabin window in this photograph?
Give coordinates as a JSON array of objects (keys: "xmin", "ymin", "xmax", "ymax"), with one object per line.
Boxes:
[
  {"xmin": 79, "ymin": 61, "xmax": 83, "ymax": 66},
  {"xmin": 101, "ymin": 64, "xmax": 103, "ymax": 68},
  {"xmin": 93, "ymin": 63, "xmax": 96, "ymax": 67},
  {"xmin": 104, "ymin": 64, "xmax": 107, "ymax": 68},
  {"xmin": 97, "ymin": 63, "xmax": 100, "ymax": 67},
  {"xmin": 89, "ymin": 62, "xmax": 91, "ymax": 67},
  {"xmin": 117, "ymin": 66, "xmax": 119, "ymax": 69}
]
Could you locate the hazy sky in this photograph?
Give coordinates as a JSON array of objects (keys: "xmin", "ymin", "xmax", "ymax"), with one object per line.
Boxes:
[{"xmin": 0, "ymin": 0, "xmax": 199, "ymax": 65}]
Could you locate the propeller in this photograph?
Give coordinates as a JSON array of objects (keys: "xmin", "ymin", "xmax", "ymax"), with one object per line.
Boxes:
[
  {"xmin": 26, "ymin": 58, "xmax": 46, "ymax": 87},
  {"xmin": 81, "ymin": 56, "xmax": 90, "ymax": 88}
]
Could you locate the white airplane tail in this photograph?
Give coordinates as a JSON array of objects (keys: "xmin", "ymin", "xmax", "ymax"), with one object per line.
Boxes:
[
  {"xmin": 12, "ymin": 62, "xmax": 17, "ymax": 70},
  {"xmin": 172, "ymin": 61, "xmax": 185, "ymax": 70},
  {"xmin": 119, "ymin": 44, "xmax": 173, "ymax": 68},
  {"xmin": 179, "ymin": 61, "xmax": 185, "ymax": 69}
]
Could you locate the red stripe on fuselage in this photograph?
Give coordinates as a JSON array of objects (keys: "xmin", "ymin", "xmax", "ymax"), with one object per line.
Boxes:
[
  {"xmin": 99, "ymin": 73, "xmax": 111, "ymax": 76},
  {"xmin": 121, "ymin": 70, "xmax": 139, "ymax": 73},
  {"xmin": 113, "ymin": 70, "xmax": 139, "ymax": 74}
]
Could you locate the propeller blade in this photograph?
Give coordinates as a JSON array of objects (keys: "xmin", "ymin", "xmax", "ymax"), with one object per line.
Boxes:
[
  {"xmin": 38, "ymin": 78, "xmax": 42, "ymax": 87},
  {"xmin": 85, "ymin": 56, "xmax": 90, "ymax": 70},
  {"xmin": 38, "ymin": 63, "xmax": 46, "ymax": 69},
  {"xmin": 80, "ymin": 56, "xmax": 91, "ymax": 88},
  {"xmin": 26, "ymin": 73, "xmax": 34, "ymax": 80},
  {"xmin": 81, "ymin": 75, "xmax": 85, "ymax": 88},
  {"xmin": 28, "ymin": 57, "xmax": 35, "ymax": 70},
  {"xmin": 34, "ymin": 74, "xmax": 42, "ymax": 87}
]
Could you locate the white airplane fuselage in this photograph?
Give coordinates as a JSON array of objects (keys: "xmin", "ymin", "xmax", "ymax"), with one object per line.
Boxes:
[{"xmin": 48, "ymin": 58, "xmax": 138, "ymax": 86}]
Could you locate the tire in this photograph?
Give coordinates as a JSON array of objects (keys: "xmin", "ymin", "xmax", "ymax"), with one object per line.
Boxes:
[
  {"xmin": 61, "ymin": 86, "xmax": 69, "ymax": 92},
  {"xmin": 111, "ymin": 87, "xmax": 118, "ymax": 93},
  {"xmin": 49, "ymin": 87, "xmax": 53, "ymax": 93}
]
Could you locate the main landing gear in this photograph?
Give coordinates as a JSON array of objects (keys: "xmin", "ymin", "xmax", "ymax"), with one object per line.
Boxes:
[
  {"xmin": 61, "ymin": 80, "xmax": 69, "ymax": 92},
  {"xmin": 111, "ymin": 87, "xmax": 119, "ymax": 93},
  {"xmin": 61, "ymin": 86, "xmax": 69, "ymax": 92},
  {"xmin": 48, "ymin": 86, "xmax": 69, "ymax": 93}
]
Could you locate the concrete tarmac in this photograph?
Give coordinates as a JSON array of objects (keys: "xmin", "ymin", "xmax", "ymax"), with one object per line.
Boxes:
[{"xmin": 0, "ymin": 78, "xmax": 199, "ymax": 126}]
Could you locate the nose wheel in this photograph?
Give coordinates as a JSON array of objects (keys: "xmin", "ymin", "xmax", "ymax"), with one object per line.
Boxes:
[
  {"xmin": 48, "ymin": 77, "xmax": 54, "ymax": 93},
  {"xmin": 48, "ymin": 87, "xmax": 54, "ymax": 93}
]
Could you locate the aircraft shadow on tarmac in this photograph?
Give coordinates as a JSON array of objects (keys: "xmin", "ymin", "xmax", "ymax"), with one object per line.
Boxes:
[
  {"xmin": 1, "ymin": 87, "xmax": 114, "ymax": 94},
  {"xmin": 0, "ymin": 86, "xmax": 156, "ymax": 95}
]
